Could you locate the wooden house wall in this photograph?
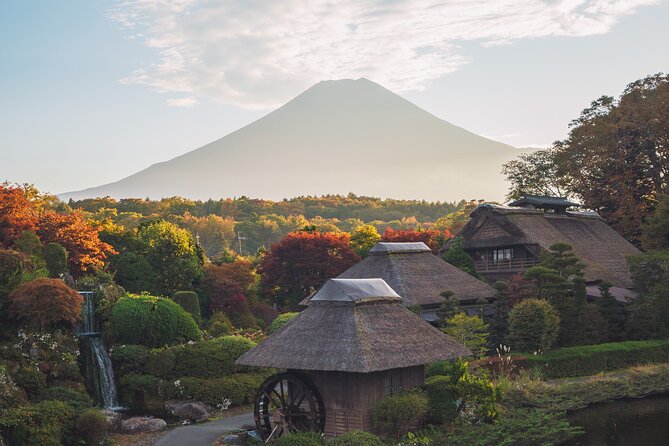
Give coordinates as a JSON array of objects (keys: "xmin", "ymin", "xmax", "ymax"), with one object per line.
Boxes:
[{"xmin": 304, "ymin": 366, "xmax": 424, "ymax": 437}]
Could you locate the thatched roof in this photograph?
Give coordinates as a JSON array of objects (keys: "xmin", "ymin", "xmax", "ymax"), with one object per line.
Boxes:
[
  {"xmin": 303, "ymin": 242, "xmax": 495, "ymax": 307},
  {"xmin": 236, "ymin": 278, "xmax": 470, "ymax": 373},
  {"xmin": 449, "ymin": 204, "xmax": 641, "ymax": 288}
]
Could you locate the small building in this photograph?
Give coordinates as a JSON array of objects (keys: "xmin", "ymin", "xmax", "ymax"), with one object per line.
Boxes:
[
  {"xmin": 301, "ymin": 242, "xmax": 497, "ymax": 322},
  {"xmin": 236, "ymin": 278, "xmax": 470, "ymax": 438},
  {"xmin": 441, "ymin": 196, "xmax": 641, "ymax": 292}
]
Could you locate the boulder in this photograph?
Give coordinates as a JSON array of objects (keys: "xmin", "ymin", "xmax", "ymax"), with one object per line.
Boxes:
[
  {"xmin": 165, "ymin": 400, "xmax": 211, "ymax": 421},
  {"xmin": 222, "ymin": 434, "xmax": 242, "ymax": 445},
  {"xmin": 120, "ymin": 417, "xmax": 167, "ymax": 434},
  {"xmin": 103, "ymin": 410, "xmax": 123, "ymax": 432}
]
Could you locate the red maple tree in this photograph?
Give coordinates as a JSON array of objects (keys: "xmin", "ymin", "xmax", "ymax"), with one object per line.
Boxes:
[
  {"xmin": 0, "ymin": 184, "xmax": 37, "ymax": 248},
  {"xmin": 381, "ymin": 228, "xmax": 452, "ymax": 254},
  {"xmin": 259, "ymin": 231, "xmax": 360, "ymax": 309},
  {"xmin": 9, "ymin": 278, "xmax": 83, "ymax": 331}
]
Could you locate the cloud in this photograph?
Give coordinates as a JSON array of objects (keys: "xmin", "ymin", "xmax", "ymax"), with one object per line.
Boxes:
[
  {"xmin": 109, "ymin": 0, "xmax": 658, "ymax": 108},
  {"xmin": 165, "ymin": 97, "xmax": 198, "ymax": 108}
]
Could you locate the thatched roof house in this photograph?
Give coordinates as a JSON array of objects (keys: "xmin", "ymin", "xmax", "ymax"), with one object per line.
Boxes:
[
  {"xmin": 236, "ymin": 278, "xmax": 469, "ymax": 437},
  {"xmin": 441, "ymin": 196, "xmax": 641, "ymax": 288},
  {"xmin": 238, "ymin": 278, "xmax": 470, "ymax": 372},
  {"xmin": 300, "ymin": 242, "xmax": 496, "ymax": 320}
]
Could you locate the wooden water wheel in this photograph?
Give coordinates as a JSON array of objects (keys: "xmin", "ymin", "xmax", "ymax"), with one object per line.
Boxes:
[{"xmin": 254, "ymin": 372, "xmax": 325, "ymax": 441}]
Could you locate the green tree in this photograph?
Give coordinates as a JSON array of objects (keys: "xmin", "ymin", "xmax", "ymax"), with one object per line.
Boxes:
[
  {"xmin": 507, "ymin": 299, "xmax": 560, "ymax": 353},
  {"xmin": 625, "ymin": 252, "xmax": 669, "ymax": 339},
  {"xmin": 113, "ymin": 252, "xmax": 158, "ymax": 294},
  {"xmin": 596, "ymin": 282, "xmax": 627, "ymax": 342},
  {"xmin": 443, "ymin": 313, "xmax": 489, "ymax": 358},
  {"xmin": 641, "ymin": 193, "xmax": 669, "ymax": 251},
  {"xmin": 502, "ymin": 149, "xmax": 572, "ymax": 201},
  {"xmin": 350, "ymin": 224, "xmax": 381, "ymax": 257},
  {"xmin": 43, "ymin": 242, "xmax": 68, "ymax": 277},
  {"xmin": 442, "ymin": 236, "xmax": 479, "ymax": 277},
  {"xmin": 135, "ymin": 220, "xmax": 202, "ymax": 295},
  {"xmin": 436, "ymin": 290, "xmax": 461, "ymax": 326}
]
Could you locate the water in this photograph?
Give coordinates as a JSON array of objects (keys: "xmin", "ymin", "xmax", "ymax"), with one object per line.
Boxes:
[
  {"xmin": 564, "ymin": 394, "xmax": 669, "ymax": 446},
  {"xmin": 79, "ymin": 292, "xmax": 121, "ymax": 410}
]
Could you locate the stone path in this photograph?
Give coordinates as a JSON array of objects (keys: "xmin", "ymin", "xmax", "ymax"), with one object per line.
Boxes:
[{"xmin": 154, "ymin": 412, "xmax": 254, "ymax": 446}]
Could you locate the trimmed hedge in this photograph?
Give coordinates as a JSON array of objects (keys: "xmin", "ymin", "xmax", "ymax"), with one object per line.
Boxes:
[
  {"xmin": 327, "ymin": 431, "xmax": 385, "ymax": 445},
  {"xmin": 526, "ymin": 339, "xmax": 669, "ymax": 378},
  {"xmin": 162, "ymin": 373, "xmax": 267, "ymax": 406},
  {"xmin": 267, "ymin": 312, "xmax": 299, "ymax": 335},
  {"xmin": 109, "ymin": 294, "xmax": 202, "ymax": 347},
  {"xmin": 144, "ymin": 336, "xmax": 256, "ymax": 379}
]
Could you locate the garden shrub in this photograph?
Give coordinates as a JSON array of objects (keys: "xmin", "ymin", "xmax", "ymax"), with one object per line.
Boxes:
[
  {"xmin": 119, "ymin": 373, "xmax": 162, "ymax": 394},
  {"xmin": 273, "ymin": 432, "xmax": 321, "ymax": 446},
  {"xmin": 373, "ymin": 390, "xmax": 428, "ymax": 438},
  {"xmin": 0, "ymin": 400, "xmax": 76, "ymax": 446},
  {"xmin": 507, "ymin": 299, "xmax": 560, "ymax": 353},
  {"xmin": 163, "ymin": 373, "xmax": 268, "ymax": 406},
  {"xmin": 0, "ymin": 365, "xmax": 23, "ymax": 410},
  {"xmin": 109, "ymin": 294, "xmax": 201, "ymax": 347},
  {"xmin": 526, "ymin": 339, "xmax": 669, "ymax": 378},
  {"xmin": 327, "ymin": 430, "xmax": 385, "ymax": 445},
  {"xmin": 111, "ymin": 344, "xmax": 150, "ymax": 375},
  {"xmin": 44, "ymin": 242, "xmax": 68, "ymax": 277},
  {"xmin": 173, "ymin": 291, "xmax": 202, "ymax": 325},
  {"xmin": 424, "ymin": 375, "xmax": 458, "ymax": 424},
  {"xmin": 439, "ymin": 407, "xmax": 582, "ymax": 446},
  {"xmin": 144, "ymin": 335, "xmax": 256, "ymax": 378},
  {"xmin": 14, "ymin": 366, "xmax": 46, "ymax": 398},
  {"xmin": 251, "ymin": 303, "xmax": 279, "ymax": 328},
  {"xmin": 74, "ymin": 408, "xmax": 109, "ymax": 445},
  {"xmin": 426, "ymin": 358, "xmax": 468, "ymax": 379},
  {"xmin": 8, "ymin": 278, "xmax": 83, "ymax": 331},
  {"xmin": 267, "ymin": 312, "xmax": 299, "ymax": 334},
  {"xmin": 36, "ymin": 386, "xmax": 92, "ymax": 411},
  {"xmin": 207, "ymin": 311, "xmax": 234, "ymax": 337}
]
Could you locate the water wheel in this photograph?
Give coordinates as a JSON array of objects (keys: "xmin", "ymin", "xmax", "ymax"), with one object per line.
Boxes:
[{"xmin": 254, "ymin": 372, "xmax": 325, "ymax": 441}]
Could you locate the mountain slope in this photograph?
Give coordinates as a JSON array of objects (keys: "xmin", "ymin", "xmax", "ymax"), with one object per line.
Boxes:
[{"xmin": 61, "ymin": 78, "xmax": 517, "ymax": 202}]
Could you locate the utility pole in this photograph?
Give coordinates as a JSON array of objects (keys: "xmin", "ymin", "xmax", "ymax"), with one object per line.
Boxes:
[{"xmin": 237, "ymin": 231, "xmax": 246, "ymax": 256}]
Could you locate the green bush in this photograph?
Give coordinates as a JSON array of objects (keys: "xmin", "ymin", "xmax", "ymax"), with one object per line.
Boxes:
[
  {"xmin": 162, "ymin": 373, "xmax": 267, "ymax": 406},
  {"xmin": 74, "ymin": 408, "xmax": 109, "ymax": 445},
  {"xmin": 508, "ymin": 299, "xmax": 560, "ymax": 353},
  {"xmin": 526, "ymin": 339, "xmax": 669, "ymax": 378},
  {"xmin": 173, "ymin": 291, "xmax": 202, "ymax": 325},
  {"xmin": 273, "ymin": 432, "xmax": 322, "ymax": 446},
  {"xmin": 14, "ymin": 367, "xmax": 46, "ymax": 398},
  {"xmin": 144, "ymin": 336, "xmax": 256, "ymax": 378},
  {"xmin": 111, "ymin": 344, "xmax": 150, "ymax": 375},
  {"xmin": 44, "ymin": 242, "xmax": 68, "ymax": 277},
  {"xmin": 327, "ymin": 430, "xmax": 385, "ymax": 445},
  {"xmin": 267, "ymin": 312, "xmax": 299, "ymax": 334},
  {"xmin": 373, "ymin": 391, "xmax": 428, "ymax": 439},
  {"xmin": 426, "ymin": 358, "xmax": 468, "ymax": 379},
  {"xmin": 36, "ymin": 386, "xmax": 92, "ymax": 411},
  {"xmin": 438, "ymin": 408, "xmax": 582, "ymax": 446},
  {"xmin": 424, "ymin": 375, "xmax": 458, "ymax": 424},
  {"xmin": 119, "ymin": 373, "xmax": 162, "ymax": 393},
  {"xmin": 207, "ymin": 311, "xmax": 235, "ymax": 336},
  {"xmin": 109, "ymin": 294, "xmax": 202, "ymax": 347},
  {"xmin": 0, "ymin": 400, "xmax": 76, "ymax": 446}
]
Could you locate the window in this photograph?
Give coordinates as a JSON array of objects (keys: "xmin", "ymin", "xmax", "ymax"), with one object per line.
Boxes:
[
  {"xmin": 489, "ymin": 248, "xmax": 513, "ymax": 262},
  {"xmin": 383, "ymin": 373, "xmax": 403, "ymax": 396}
]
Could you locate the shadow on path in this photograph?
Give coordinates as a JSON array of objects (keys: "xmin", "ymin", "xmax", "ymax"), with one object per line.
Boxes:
[{"xmin": 154, "ymin": 412, "xmax": 254, "ymax": 446}]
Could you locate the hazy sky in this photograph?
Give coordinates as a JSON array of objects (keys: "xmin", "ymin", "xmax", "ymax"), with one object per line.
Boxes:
[{"xmin": 1, "ymin": 0, "xmax": 668, "ymax": 195}]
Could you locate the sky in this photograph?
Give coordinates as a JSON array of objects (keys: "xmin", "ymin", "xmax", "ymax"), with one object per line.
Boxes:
[{"xmin": 1, "ymin": 0, "xmax": 668, "ymax": 196}]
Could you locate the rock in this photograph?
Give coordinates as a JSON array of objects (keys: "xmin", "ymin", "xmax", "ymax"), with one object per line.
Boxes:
[
  {"xmin": 165, "ymin": 400, "xmax": 211, "ymax": 421},
  {"xmin": 240, "ymin": 424, "xmax": 255, "ymax": 431},
  {"xmin": 120, "ymin": 417, "xmax": 167, "ymax": 434},
  {"xmin": 222, "ymin": 434, "xmax": 242, "ymax": 445},
  {"xmin": 103, "ymin": 410, "xmax": 123, "ymax": 432}
]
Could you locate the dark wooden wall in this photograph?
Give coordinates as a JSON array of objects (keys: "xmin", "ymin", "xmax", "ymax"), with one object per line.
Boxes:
[{"xmin": 305, "ymin": 366, "xmax": 424, "ymax": 436}]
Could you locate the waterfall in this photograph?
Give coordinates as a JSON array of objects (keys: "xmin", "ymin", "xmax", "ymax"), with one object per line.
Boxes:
[{"xmin": 79, "ymin": 292, "xmax": 121, "ymax": 410}]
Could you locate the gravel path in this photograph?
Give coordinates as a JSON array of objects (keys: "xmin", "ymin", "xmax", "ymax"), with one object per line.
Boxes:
[{"xmin": 154, "ymin": 412, "xmax": 254, "ymax": 446}]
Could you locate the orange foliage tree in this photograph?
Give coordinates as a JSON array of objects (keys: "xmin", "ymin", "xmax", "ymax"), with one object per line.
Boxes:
[
  {"xmin": 9, "ymin": 278, "xmax": 83, "ymax": 330},
  {"xmin": 37, "ymin": 211, "xmax": 116, "ymax": 277},
  {"xmin": 0, "ymin": 184, "xmax": 37, "ymax": 248},
  {"xmin": 381, "ymin": 228, "xmax": 452, "ymax": 254},
  {"xmin": 259, "ymin": 231, "xmax": 360, "ymax": 309}
]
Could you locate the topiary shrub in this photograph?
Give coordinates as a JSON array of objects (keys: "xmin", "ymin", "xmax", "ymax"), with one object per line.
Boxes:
[
  {"xmin": 162, "ymin": 373, "xmax": 268, "ymax": 406},
  {"xmin": 272, "ymin": 432, "xmax": 322, "ymax": 446},
  {"xmin": 508, "ymin": 298, "xmax": 560, "ymax": 353},
  {"xmin": 74, "ymin": 408, "xmax": 109, "ymax": 445},
  {"xmin": 373, "ymin": 390, "xmax": 428, "ymax": 439},
  {"xmin": 8, "ymin": 278, "xmax": 83, "ymax": 331},
  {"xmin": 424, "ymin": 375, "xmax": 459, "ymax": 424},
  {"xmin": 267, "ymin": 312, "xmax": 299, "ymax": 334},
  {"xmin": 207, "ymin": 311, "xmax": 234, "ymax": 337},
  {"xmin": 327, "ymin": 430, "xmax": 384, "ymax": 445},
  {"xmin": 109, "ymin": 294, "xmax": 201, "ymax": 347},
  {"xmin": 173, "ymin": 291, "xmax": 202, "ymax": 325},
  {"xmin": 143, "ymin": 335, "xmax": 256, "ymax": 379},
  {"xmin": 111, "ymin": 344, "xmax": 150, "ymax": 376}
]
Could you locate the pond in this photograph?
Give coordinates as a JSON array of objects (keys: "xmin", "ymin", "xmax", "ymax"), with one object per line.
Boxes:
[{"xmin": 564, "ymin": 393, "xmax": 669, "ymax": 445}]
